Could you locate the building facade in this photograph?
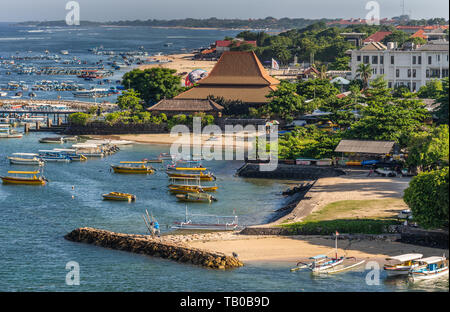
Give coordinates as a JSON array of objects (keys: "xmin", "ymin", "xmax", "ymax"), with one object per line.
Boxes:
[{"xmin": 350, "ymin": 41, "xmax": 449, "ymax": 91}]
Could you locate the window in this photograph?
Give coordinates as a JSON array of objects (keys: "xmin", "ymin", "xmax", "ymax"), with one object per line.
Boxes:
[
  {"xmin": 418, "ymin": 56, "xmax": 422, "ymax": 64},
  {"xmin": 412, "ymin": 82, "xmax": 416, "ymax": 91},
  {"xmin": 372, "ymin": 55, "xmax": 378, "ymax": 64},
  {"xmin": 391, "ymin": 55, "xmax": 395, "ymax": 64},
  {"xmin": 388, "ymin": 82, "xmax": 392, "ymax": 88},
  {"xmin": 363, "ymin": 56, "xmax": 369, "ymax": 64},
  {"xmin": 412, "ymin": 56, "xmax": 416, "ymax": 64},
  {"xmin": 408, "ymin": 69, "xmax": 411, "ymax": 78},
  {"xmin": 413, "ymin": 69, "xmax": 416, "ymax": 78},
  {"xmin": 380, "ymin": 68, "xmax": 384, "ymax": 74},
  {"xmin": 428, "ymin": 56, "xmax": 432, "ymax": 65},
  {"xmin": 443, "ymin": 69, "xmax": 449, "ymax": 77},
  {"xmin": 426, "ymin": 69, "xmax": 430, "ymax": 78},
  {"xmin": 357, "ymin": 55, "xmax": 361, "ymax": 62},
  {"xmin": 396, "ymin": 69, "xmax": 400, "ymax": 78},
  {"xmin": 437, "ymin": 55, "xmax": 440, "ymax": 62},
  {"xmin": 380, "ymin": 56, "xmax": 384, "ymax": 64},
  {"xmin": 373, "ymin": 68, "xmax": 377, "ymax": 74}
]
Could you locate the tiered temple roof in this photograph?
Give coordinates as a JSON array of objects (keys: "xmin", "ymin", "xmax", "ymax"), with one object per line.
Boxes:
[{"xmin": 175, "ymin": 51, "xmax": 280, "ymax": 104}]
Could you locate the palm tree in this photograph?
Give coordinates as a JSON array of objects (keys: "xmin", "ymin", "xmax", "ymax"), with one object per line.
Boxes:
[
  {"xmin": 356, "ymin": 63, "xmax": 372, "ymax": 89},
  {"xmin": 318, "ymin": 64, "xmax": 328, "ymax": 80}
]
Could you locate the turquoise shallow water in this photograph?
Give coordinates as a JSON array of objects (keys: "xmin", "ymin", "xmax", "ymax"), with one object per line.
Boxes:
[{"xmin": 0, "ymin": 132, "xmax": 448, "ymax": 292}]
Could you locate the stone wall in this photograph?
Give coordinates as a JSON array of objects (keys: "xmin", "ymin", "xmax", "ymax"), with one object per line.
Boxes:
[
  {"xmin": 64, "ymin": 121, "xmax": 168, "ymax": 135},
  {"xmin": 65, "ymin": 227, "xmax": 244, "ymax": 269},
  {"xmin": 237, "ymin": 163, "xmax": 346, "ymax": 179}
]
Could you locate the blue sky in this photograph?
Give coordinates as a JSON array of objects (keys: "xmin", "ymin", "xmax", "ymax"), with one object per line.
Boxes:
[{"xmin": 1, "ymin": 0, "xmax": 448, "ymax": 22}]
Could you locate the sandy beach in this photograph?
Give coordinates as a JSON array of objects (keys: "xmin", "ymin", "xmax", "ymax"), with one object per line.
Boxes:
[
  {"xmin": 139, "ymin": 53, "xmax": 217, "ymax": 78},
  {"xmin": 89, "ymin": 132, "xmax": 255, "ymax": 149},
  {"xmin": 182, "ymin": 232, "xmax": 449, "ymax": 263}
]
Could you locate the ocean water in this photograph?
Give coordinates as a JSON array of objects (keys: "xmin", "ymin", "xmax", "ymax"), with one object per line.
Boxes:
[
  {"xmin": 0, "ymin": 24, "xmax": 448, "ymax": 291},
  {"xmin": 0, "ymin": 23, "xmax": 240, "ymax": 102},
  {"xmin": 0, "ymin": 132, "xmax": 448, "ymax": 292}
]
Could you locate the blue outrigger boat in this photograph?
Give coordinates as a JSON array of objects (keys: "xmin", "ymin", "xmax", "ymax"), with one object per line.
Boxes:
[{"xmin": 38, "ymin": 150, "xmax": 72, "ymax": 162}]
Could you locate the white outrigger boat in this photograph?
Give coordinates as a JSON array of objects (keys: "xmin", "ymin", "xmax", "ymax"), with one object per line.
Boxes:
[
  {"xmin": 172, "ymin": 206, "xmax": 239, "ymax": 231},
  {"xmin": 291, "ymin": 232, "xmax": 365, "ymax": 274},
  {"xmin": 383, "ymin": 253, "xmax": 423, "ymax": 276},
  {"xmin": 8, "ymin": 153, "xmax": 44, "ymax": 166},
  {"xmin": 409, "ymin": 256, "xmax": 449, "ymax": 282},
  {"xmin": 0, "ymin": 124, "xmax": 23, "ymax": 138}
]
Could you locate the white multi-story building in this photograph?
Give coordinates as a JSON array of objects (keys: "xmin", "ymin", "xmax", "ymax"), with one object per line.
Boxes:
[{"xmin": 350, "ymin": 40, "xmax": 449, "ymax": 91}]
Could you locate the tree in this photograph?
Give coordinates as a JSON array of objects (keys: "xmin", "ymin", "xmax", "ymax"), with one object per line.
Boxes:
[
  {"xmin": 68, "ymin": 112, "xmax": 91, "ymax": 126},
  {"xmin": 403, "ymin": 166, "xmax": 449, "ymax": 229},
  {"xmin": 382, "ymin": 30, "xmax": 410, "ymax": 46},
  {"xmin": 406, "ymin": 125, "xmax": 449, "ymax": 172},
  {"xmin": 265, "ymin": 81, "xmax": 309, "ymax": 119},
  {"xmin": 328, "ymin": 56, "xmax": 350, "ymax": 71},
  {"xmin": 121, "ymin": 67, "xmax": 182, "ymax": 105},
  {"xmin": 356, "ymin": 63, "xmax": 372, "ymax": 88},
  {"xmin": 417, "ymin": 79, "xmax": 443, "ymax": 99},
  {"xmin": 116, "ymin": 89, "xmax": 143, "ymax": 112},
  {"xmin": 435, "ymin": 77, "xmax": 449, "ymax": 124}
]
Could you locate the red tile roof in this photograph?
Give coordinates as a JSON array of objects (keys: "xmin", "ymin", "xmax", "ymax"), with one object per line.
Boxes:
[
  {"xmin": 363, "ymin": 31, "xmax": 392, "ymax": 43},
  {"xmin": 411, "ymin": 29, "xmax": 428, "ymax": 39},
  {"xmin": 215, "ymin": 40, "xmax": 257, "ymax": 48}
]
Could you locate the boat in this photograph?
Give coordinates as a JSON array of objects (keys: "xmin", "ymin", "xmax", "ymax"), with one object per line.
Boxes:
[
  {"xmin": 168, "ymin": 176, "xmax": 218, "ymax": 192},
  {"xmin": 0, "ymin": 125, "xmax": 23, "ymax": 138},
  {"xmin": 142, "ymin": 158, "xmax": 163, "ymax": 163},
  {"xmin": 102, "ymin": 192, "xmax": 136, "ymax": 202},
  {"xmin": 8, "ymin": 153, "xmax": 44, "ymax": 166},
  {"xmin": 38, "ymin": 150, "xmax": 72, "ymax": 162},
  {"xmin": 172, "ymin": 206, "xmax": 239, "ymax": 231},
  {"xmin": 176, "ymin": 192, "xmax": 217, "ymax": 203},
  {"xmin": 60, "ymin": 50, "xmax": 69, "ymax": 55},
  {"xmin": 39, "ymin": 137, "xmax": 64, "ymax": 144},
  {"xmin": 291, "ymin": 232, "xmax": 365, "ymax": 274},
  {"xmin": 52, "ymin": 149, "xmax": 87, "ymax": 161},
  {"xmin": 384, "ymin": 254, "xmax": 423, "ymax": 276},
  {"xmin": 1, "ymin": 170, "xmax": 47, "ymax": 185},
  {"xmin": 409, "ymin": 256, "xmax": 449, "ymax": 282},
  {"xmin": 111, "ymin": 161, "xmax": 155, "ymax": 174},
  {"xmin": 158, "ymin": 152, "xmax": 173, "ymax": 160}
]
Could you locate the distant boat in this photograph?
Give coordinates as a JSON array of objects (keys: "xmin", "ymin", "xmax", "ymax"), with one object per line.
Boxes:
[
  {"xmin": 8, "ymin": 153, "xmax": 44, "ymax": 166},
  {"xmin": 39, "ymin": 137, "xmax": 64, "ymax": 144},
  {"xmin": 102, "ymin": 192, "xmax": 136, "ymax": 202},
  {"xmin": 0, "ymin": 170, "xmax": 47, "ymax": 185},
  {"xmin": 0, "ymin": 125, "xmax": 23, "ymax": 139},
  {"xmin": 60, "ymin": 50, "xmax": 69, "ymax": 55}
]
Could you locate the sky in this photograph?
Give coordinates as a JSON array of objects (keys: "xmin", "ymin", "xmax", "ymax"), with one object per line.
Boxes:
[{"xmin": 0, "ymin": 0, "xmax": 448, "ymax": 22}]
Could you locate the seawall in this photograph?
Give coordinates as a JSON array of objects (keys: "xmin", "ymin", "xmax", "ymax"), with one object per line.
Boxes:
[
  {"xmin": 237, "ymin": 163, "xmax": 346, "ymax": 179},
  {"xmin": 65, "ymin": 227, "xmax": 244, "ymax": 269}
]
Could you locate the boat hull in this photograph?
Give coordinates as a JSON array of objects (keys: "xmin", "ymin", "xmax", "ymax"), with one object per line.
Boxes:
[
  {"xmin": 111, "ymin": 166, "xmax": 154, "ymax": 174},
  {"xmin": 409, "ymin": 267, "xmax": 449, "ymax": 281},
  {"xmin": 167, "ymin": 173, "xmax": 215, "ymax": 181},
  {"xmin": 1, "ymin": 176, "xmax": 46, "ymax": 185},
  {"xmin": 8, "ymin": 158, "xmax": 44, "ymax": 166},
  {"xmin": 102, "ymin": 193, "xmax": 136, "ymax": 201}
]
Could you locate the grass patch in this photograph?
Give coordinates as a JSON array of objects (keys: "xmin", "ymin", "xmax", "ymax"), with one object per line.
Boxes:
[
  {"xmin": 305, "ymin": 199, "xmax": 407, "ymax": 222},
  {"xmin": 280, "ymin": 219, "xmax": 401, "ymax": 235}
]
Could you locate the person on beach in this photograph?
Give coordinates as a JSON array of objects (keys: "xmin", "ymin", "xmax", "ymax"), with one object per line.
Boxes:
[
  {"xmin": 149, "ymin": 221, "xmax": 155, "ymax": 236},
  {"xmin": 153, "ymin": 220, "xmax": 160, "ymax": 237}
]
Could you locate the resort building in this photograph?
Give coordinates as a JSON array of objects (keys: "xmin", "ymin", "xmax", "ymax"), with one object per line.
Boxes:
[
  {"xmin": 334, "ymin": 139, "xmax": 398, "ymax": 162},
  {"xmin": 175, "ymin": 51, "xmax": 280, "ymax": 106},
  {"xmin": 350, "ymin": 40, "xmax": 449, "ymax": 91},
  {"xmin": 147, "ymin": 98, "xmax": 224, "ymax": 117}
]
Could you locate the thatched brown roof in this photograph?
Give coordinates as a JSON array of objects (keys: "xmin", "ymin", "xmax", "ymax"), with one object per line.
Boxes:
[
  {"xmin": 148, "ymin": 98, "xmax": 223, "ymax": 113},
  {"xmin": 334, "ymin": 140, "xmax": 395, "ymax": 154},
  {"xmin": 175, "ymin": 51, "xmax": 279, "ymax": 104}
]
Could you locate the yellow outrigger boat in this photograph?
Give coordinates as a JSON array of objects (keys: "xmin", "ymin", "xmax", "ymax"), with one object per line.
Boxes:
[
  {"xmin": 168, "ymin": 176, "xmax": 218, "ymax": 193},
  {"xmin": 167, "ymin": 171, "xmax": 215, "ymax": 181},
  {"xmin": 176, "ymin": 192, "xmax": 217, "ymax": 203},
  {"xmin": 1, "ymin": 170, "xmax": 47, "ymax": 185},
  {"xmin": 102, "ymin": 192, "xmax": 136, "ymax": 202},
  {"xmin": 111, "ymin": 161, "xmax": 155, "ymax": 174}
]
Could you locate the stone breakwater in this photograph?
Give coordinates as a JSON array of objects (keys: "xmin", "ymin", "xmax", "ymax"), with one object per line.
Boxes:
[{"xmin": 64, "ymin": 227, "xmax": 244, "ymax": 269}]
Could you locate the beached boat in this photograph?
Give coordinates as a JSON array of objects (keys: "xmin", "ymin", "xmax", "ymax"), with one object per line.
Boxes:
[
  {"xmin": 176, "ymin": 192, "xmax": 217, "ymax": 203},
  {"xmin": 39, "ymin": 137, "xmax": 64, "ymax": 144},
  {"xmin": 111, "ymin": 161, "xmax": 155, "ymax": 174},
  {"xmin": 172, "ymin": 206, "xmax": 238, "ymax": 230},
  {"xmin": 38, "ymin": 150, "xmax": 72, "ymax": 162},
  {"xmin": 8, "ymin": 153, "xmax": 44, "ymax": 166},
  {"xmin": 102, "ymin": 192, "xmax": 136, "ymax": 202},
  {"xmin": 384, "ymin": 254, "xmax": 423, "ymax": 276},
  {"xmin": 409, "ymin": 256, "xmax": 449, "ymax": 282},
  {"xmin": 0, "ymin": 125, "xmax": 23, "ymax": 138},
  {"xmin": 1, "ymin": 170, "xmax": 47, "ymax": 185}
]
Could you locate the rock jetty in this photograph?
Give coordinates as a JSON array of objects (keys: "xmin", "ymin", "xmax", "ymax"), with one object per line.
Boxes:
[{"xmin": 65, "ymin": 227, "xmax": 244, "ymax": 269}]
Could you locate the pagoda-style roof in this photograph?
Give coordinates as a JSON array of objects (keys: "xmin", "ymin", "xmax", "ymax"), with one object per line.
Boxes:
[
  {"xmin": 148, "ymin": 98, "xmax": 223, "ymax": 113},
  {"xmin": 175, "ymin": 51, "xmax": 279, "ymax": 104}
]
